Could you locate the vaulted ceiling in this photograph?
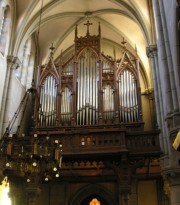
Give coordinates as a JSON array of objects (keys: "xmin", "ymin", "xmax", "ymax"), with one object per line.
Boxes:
[{"xmin": 14, "ymin": 0, "xmax": 155, "ymax": 85}]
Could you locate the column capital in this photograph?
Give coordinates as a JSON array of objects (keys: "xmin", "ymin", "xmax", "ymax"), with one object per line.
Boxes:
[
  {"xmin": 163, "ymin": 169, "xmax": 180, "ymax": 186},
  {"xmin": 146, "ymin": 44, "xmax": 157, "ymax": 58},
  {"xmin": 162, "ymin": 169, "xmax": 180, "ymax": 204},
  {"xmin": 7, "ymin": 56, "xmax": 21, "ymax": 69}
]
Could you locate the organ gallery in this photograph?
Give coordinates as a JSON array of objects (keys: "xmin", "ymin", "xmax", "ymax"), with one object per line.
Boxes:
[
  {"xmin": 0, "ymin": 20, "xmax": 162, "ymax": 205},
  {"xmin": 0, "ymin": 0, "xmax": 179, "ymax": 205}
]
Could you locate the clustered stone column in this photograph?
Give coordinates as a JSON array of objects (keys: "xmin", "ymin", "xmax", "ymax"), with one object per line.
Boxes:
[
  {"xmin": 152, "ymin": 0, "xmax": 180, "ymax": 125},
  {"xmin": 163, "ymin": 171, "xmax": 180, "ymax": 205},
  {"xmin": 118, "ymin": 186, "xmax": 131, "ymax": 205},
  {"xmin": 146, "ymin": 44, "xmax": 168, "ymax": 154},
  {"xmin": 0, "ymin": 56, "xmax": 21, "ymax": 135},
  {"xmin": 149, "ymin": 2, "xmax": 180, "ymax": 203},
  {"xmin": 113, "ymin": 164, "xmax": 131, "ymax": 205}
]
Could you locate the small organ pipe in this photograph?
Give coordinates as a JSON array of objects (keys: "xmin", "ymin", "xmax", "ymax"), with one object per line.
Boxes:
[
  {"xmin": 127, "ymin": 71, "xmax": 130, "ymax": 121},
  {"xmin": 129, "ymin": 73, "xmax": 133, "ymax": 121}
]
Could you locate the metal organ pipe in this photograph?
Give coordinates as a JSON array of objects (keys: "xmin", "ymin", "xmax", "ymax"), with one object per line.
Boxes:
[
  {"xmin": 89, "ymin": 55, "xmax": 92, "ymax": 124},
  {"xmin": 82, "ymin": 55, "xmax": 85, "ymax": 125},
  {"xmin": 86, "ymin": 50, "xmax": 90, "ymax": 124},
  {"xmin": 103, "ymin": 84, "xmax": 114, "ymax": 120},
  {"xmin": 39, "ymin": 85, "xmax": 43, "ymax": 126},
  {"xmin": 39, "ymin": 76, "xmax": 57, "ymax": 127},
  {"xmin": 60, "ymin": 62, "xmax": 73, "ymax": 125},
  {"xmin": 77, "ymin": 48, "xmax": 98, "ymax": 125},
  {"xmin": 126, "ymin": 70, "xmax": 130, "ymax": 121},
  {"xmin": 92, "ymin": 59, "xmax": 95, "ymax": 124},
  {"xmin": 118, "ymin": 69, "xmax": 139, "ymax": 123},
  {"xmin": 61, "ymin": 87, "xmax": 71, "ymax": 123},
  {"xmin": 129, "ymin": 72, "xmax": 133, "ymax": 121},
  {"xmin": 46, "ymin": 77, "xmax": 50, "ymax": 125}
]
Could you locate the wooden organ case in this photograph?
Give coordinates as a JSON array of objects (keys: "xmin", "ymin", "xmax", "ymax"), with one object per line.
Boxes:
[
  {"xmin": 33, "ymin": 22, "xmax": 161, "ymax": 186},
  {"xmin": 35, "ymin": 23, "xmax": 141, "ymax": 128}
]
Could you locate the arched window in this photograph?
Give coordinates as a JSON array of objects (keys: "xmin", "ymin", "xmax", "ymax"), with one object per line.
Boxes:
[
  {"xmin": 16, "ymin": 37, "xmax": 35, "ymax": 89},
  {"xmin": 0, "ymin": 6, "xmax": 10, "ymax": 55}
]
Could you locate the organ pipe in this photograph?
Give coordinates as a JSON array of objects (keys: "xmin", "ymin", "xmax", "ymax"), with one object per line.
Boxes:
[
  {"xmin": 76, "ymin": 48, "xmax": 99, "ymax": 125},
  {"xmin": 39, "ymin": 75, "xmax": 57, "ymax": 127},
  {"xmin": 60, "ymin": 87, "xmax": 72, "ymax": 123},
  {"xmin": 118, "ymin": 69, "xmax": 139, "ymax": 123},
  {"xmin": 103, "ymin": 84, "xmax": 114, "ymax": 120}
]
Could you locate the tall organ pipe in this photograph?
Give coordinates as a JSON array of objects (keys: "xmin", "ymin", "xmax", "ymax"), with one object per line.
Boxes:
[{"xmin": 77, "ymin": 48, "xmax": 98, "ymax": 125}]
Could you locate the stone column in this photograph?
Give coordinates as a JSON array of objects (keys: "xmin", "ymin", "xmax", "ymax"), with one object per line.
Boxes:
[
  {"xmin": 116, "ymin": 166, "xmax": 131, "ymax": 205},
  {"xmin": 128, "ymin": 180, "xmax": 138, "ymax": 205},
  {"xmin": 153, "ymin": 0, "xmax": 180, "ymax": 130},
  {"xmin": 0, "ymin": 56, "xmax": 21, "ymax": 135},
  {"xmin": 146, "ymin": 45, "xmax": 168, "ymax": 154},
  {"xmin": 158, "ymin": 0, "xmax": 179, "ymax": 112},
  {"xmin": 118, "ymin": 185, "xmax": 131, "ymax": 205},
  {"xmin": 163, "ymin": 171, "xmax": 180, "ymax": 205},
  {"xmin": 110, "ymin": 157, "xmax": 142, "ymax": 205},
  {"xmin": 152, "ymin": 0, "xmax": 174, "ymax": 115},
  {"xmin": 25, "ymin": 182, "xmax": 41, "ymax": 205},
  {"xmin": 176, "ymin": 1, "xmax": 180, "ymax": 110}
]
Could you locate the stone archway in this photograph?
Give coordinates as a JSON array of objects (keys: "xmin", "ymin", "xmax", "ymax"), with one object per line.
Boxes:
[
  {"xmin": 69, "ymin": 184, "xmax": 118, "ymax": 205},
  {"xmin": 80, "ymin": 194, "xmax": 108, "ymax": 205}
]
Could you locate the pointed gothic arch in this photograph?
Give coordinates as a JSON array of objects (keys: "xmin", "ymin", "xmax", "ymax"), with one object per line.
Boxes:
[{"xmin": 69, "ymin": 184, "xmax": 118, "ymax": 205}]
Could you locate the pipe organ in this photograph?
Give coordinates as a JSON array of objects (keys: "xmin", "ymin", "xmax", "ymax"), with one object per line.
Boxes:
[{"xmin": 34, "ymin": 22, "xmax": 141, "ymax": 128}]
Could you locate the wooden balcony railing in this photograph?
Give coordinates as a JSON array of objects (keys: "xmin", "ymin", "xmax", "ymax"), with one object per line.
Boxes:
[
  {"xmin": 0, "ymin": 130, "xmax": 161, "ymax": 161},
  {"xmin": 0, "ymin": 129, "xmax": 161, "ymax": 181},
  {"xmin": 60, "ymin": 130, "xmax": 161, "ymax": 157}
]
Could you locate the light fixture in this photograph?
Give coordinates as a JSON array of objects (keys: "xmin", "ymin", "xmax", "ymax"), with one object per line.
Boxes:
[
  {"xmin": 55, "ymin": 172, "xmax": 60, "ymax": 178},
  {"xmin": 5, "ymin": 162, "xmax": 10, "ymax": 167},
  {"xmin": 26, "ymin": 178, "xmax": 31, "ymax": 183},
  {"xmin": 0, "ymin": 177, "xmax": 11, "ymax": 205},
  {"xmin": 32, "ymin": 161, "xmax": 37, "ymax": 167},
  {"xmin": 45, "ymin": 177, "xmax": 48, "ymax": 182},
  {"xmin": 44, "ymin": 174, "xmax": 49, "ymax": 182},
  {"xmin": 0, "ymin": 0, "xmax": 63, "ymax": 183},
  {"xmin": 0, "ymin": 89, "xmax": 63, "ymax": 183}
]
